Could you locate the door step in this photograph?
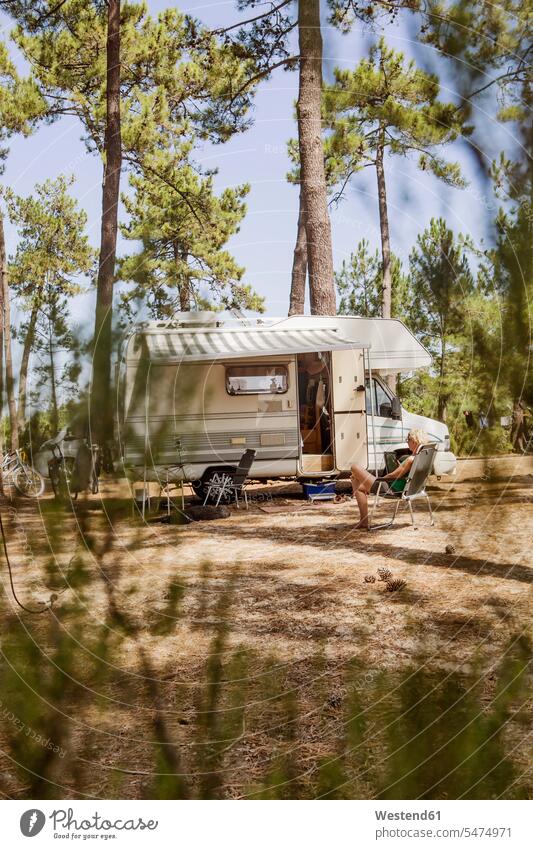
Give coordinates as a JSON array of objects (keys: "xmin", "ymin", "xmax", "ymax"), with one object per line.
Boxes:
[{"xmin": 300, "ymin": 454, "xmax": 335, "ymax": 473}]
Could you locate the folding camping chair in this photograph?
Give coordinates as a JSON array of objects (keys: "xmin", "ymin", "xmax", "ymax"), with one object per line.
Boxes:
[
  {"xmin": 203, "ymin": 448, "xmax": 256, "ymax": 509},
  {"xmin": 368, "ymin": 443, "xmax": 438, "ymax": 531}
]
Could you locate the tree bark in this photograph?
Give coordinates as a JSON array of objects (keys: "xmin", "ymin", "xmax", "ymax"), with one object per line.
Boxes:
[
  {"xmin": 437, "ymin": 335, "xmax": 447, "ymax": 422},
  {"xmin": 91, "ymin": 0, "xmax": 122, "ymax": 445},
  {"xmin": 17, "ymin": 305, "xmax": 38, "ymax": 434},
  {"xmin": 0, "ymin": 214, "xmax": 19, "ymax": 450},
  {"xmin": 172, "ymin": 241, "xmax": 190, "ymax": 311},
  {"xmin": 375, "ymin": 132, "xmax": 396, "ymax": 391},
  {"xmin": 0, "ymin": 232, "xmax": 4, "ymax": 454},
  {"xmin": 48, "ymin": 318, "xmax": 59, "ymax": 436},
  {"xmin": 375, "ymin": 132, "xmax": 392, "ymax": 320},
  {"xmin": 296, "ymin": 0, "xmax": 336, "ymax": 316},
  {"xmin": 289, "ymin": 185, "xmax": 307, "ymax": 315},
  {"xmin": 179, "ymin": 278, "xmax": 190, "ymax": 312}
]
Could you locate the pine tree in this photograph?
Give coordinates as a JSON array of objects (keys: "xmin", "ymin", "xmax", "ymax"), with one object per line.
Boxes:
[
  {"xmin": 3, "ymin": 0, "xmax": 256, "ymax": 443},
  {"xmin": 407, "ymin": 218, "xmax": 476, "ymax": 422},
  {"xmin": 424, "ymin": 0, "xmax": 532, "ymax": 415},
  {"xmin": 119, "ymin": 151, "xmax": 263, "ymax": 318},
  {"xmin": 489, "ymin": 121, "xmax": 533, "ymax": 408},
  {"xmin": 323, "ymin": 37, "xmax": 468, "ymax": 320},
  {"xmin": 336, "ymin": 239, "xmax": 409, "ymax": 319},
  {"xmin": 2, "ymin": 175, "xmax": 94, "ymax": 433},
  {"xmin": 0, "ymin": 40, "xmax": 45, "ymax": 450}
]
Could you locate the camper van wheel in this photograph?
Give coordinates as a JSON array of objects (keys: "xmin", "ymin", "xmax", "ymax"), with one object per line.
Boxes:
[
  {"xmin": 196, "ymin": 467, "xmax": 236, "ymax": 504},
  {"xmin": 191, "ymin": 480, "xmax": 204, "ymax": 499}
]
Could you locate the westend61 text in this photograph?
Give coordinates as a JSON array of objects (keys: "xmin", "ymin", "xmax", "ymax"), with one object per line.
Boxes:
[{"xmin": 375, "ymin": 810, "xmax": 441, "ymax": 821}]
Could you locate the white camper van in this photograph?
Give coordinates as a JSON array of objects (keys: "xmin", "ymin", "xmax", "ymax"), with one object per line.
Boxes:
[{"xmin": 119, "ymin": 312, "xmax": 456, "ymax": 499}]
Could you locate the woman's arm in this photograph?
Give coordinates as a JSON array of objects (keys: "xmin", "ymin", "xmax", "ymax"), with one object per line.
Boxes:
[{"xmin": 383, "ymin": 455, "xmax": 414, "ymax": 481}]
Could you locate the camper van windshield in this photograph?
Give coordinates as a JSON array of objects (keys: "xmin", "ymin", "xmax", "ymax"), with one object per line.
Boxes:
[{"xmin": 226, "ymin": 365, "xmax": 288, "ymax": 395}]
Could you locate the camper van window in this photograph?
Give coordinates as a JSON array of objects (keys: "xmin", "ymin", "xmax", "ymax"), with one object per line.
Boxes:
[
  {"xmin": 226, "ymin": 365, "xmax": 288, "ymax": 395},
  {"xmin": 365, "ymin": 378, "xmax": 392, "ymax": 416}
]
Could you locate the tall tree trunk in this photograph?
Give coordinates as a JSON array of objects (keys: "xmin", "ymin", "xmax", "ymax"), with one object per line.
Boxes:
[
  {"xmin": 17, "ymin": 305, "xmax": 38, "ymax": 434},
  {"xmin": 172, "ymin": 241, "xmax": 190, "ymax": 311},
  {"xmin": 48, "ymin": 319, "xmax": 59, "ymax": 436},
  {"xmin": 0, "ymin": 240, "xmax": 5, "ymax": 452},
  {"xmin": 296, "ymin": 0, "xmax": 336, "ymax": 316},
  {"xmin": 179, "ymin": 278, "xmax": 190, "ymax": 311},
  {"xmin": 289, "ymin": 185, "xmax": 307, "ymax": 315},
  {"xmin": 0, "ymin": 214, "xmax": 18, "ymax": 450},
  {"xmin": 437, "ymin": 336, "xmax": 447, "ymax": 422},
  {"xmin": 375, "ymin": 132, "xmax": 392, "ymax": 320},
  {"xmin": 375, "ymin": 131, "xmax": 396, "ymax": 391},
  {"xmin": 0, "ymin": 230, "xmax": 4, "ymax": 455},
  {"xmin": 91, "ymin": 0, "xmax": 122, "ymax": 445}
]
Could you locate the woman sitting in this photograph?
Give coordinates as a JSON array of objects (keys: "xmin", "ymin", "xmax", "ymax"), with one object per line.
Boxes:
[{"xmin": 350, "ymin": 429, "xmax": 429, "ymax": 529}]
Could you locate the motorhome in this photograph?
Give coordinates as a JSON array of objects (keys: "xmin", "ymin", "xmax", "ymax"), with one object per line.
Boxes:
[{"xmin": 119, "ymin": 312, "xmax": 456, "ymax": 499}]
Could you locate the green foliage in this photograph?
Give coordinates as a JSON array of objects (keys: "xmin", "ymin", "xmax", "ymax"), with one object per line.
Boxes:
[
  {"xmin": 119, "ymin": 152, "xmax": 263, "ymax": 318},
  {"xmin": 423, "ymin": 0, "xmax": 531, "ymax": 107},
  {"xmin": 3, "ymin": 175, "xmax": 94, "ymax": 302},
  {"xmin": 376, "ymin": 641, "xmax": 530, "ymax": 799},
  {"xmin": 336, "ymin": 239, "xmax": 409, "ymax": 319},
  {"xmin": 3, "ymin": 1, "xmax": 266, "ymax": 324},
  {"xmin": 406, "ymin": 218, "xmax": 477, "ymax": 421},
  {"xmin": 424, "ymin": 0, "xmax": 532, "ymax": 416},
  {"xmin": 6, "ymin": 1, "xmax": 255, "ymax": 152},
  {"xmin": 322, "ymin": 37, "xmax": 469, "ymax": 191},
  {"xmin": 488, "ymin": 146, "xmax": 533, "ymax": 405},
  {"xmin": 0, "ymin": 39, "xmax": 45, "ymax": 168},
  {"xmin": 2, "ymin": 175, "xmax": 95, "ymax": 426},
  {"xmin": 327, "ymin": 0, "xmax": 420, "ymax": 33}
]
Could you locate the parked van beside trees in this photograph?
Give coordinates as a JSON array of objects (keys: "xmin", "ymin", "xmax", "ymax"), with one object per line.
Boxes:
[{"xmin": 119, "ymin": 312, "xmax": 456, "ymax": 500}]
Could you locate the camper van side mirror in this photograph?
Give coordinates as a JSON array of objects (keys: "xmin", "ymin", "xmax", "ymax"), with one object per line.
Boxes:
[{"xmin": 391, "ymin": 396, "xmax": 402, "ymax": 420}]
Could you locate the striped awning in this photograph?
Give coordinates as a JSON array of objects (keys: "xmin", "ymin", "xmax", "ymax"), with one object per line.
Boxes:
[{"xmin": 140, "ymin": 327, "xmax": 366, "ymax": 362}]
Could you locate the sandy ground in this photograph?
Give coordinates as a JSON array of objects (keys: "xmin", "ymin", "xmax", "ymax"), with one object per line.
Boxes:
[{"xmin": 0, "ymin": 458, "xmax": 532, "ymax": 798}]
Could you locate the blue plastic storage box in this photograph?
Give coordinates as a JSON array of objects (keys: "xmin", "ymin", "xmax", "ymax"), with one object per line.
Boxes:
[{"xmin": 302, "ymin": 480, "xmax": 337, "ymax": 501}]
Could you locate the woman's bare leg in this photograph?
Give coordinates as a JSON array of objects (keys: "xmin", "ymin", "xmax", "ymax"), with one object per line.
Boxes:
[
  {"xmin": 350, "ymin": 463, "xmax": 376, "ymax": 496},
  {"xmin": 354, "ymin": 486, "xmax": 369, "ymax": 528},
  {"xmin": 350, "ymin": 463, "xmax": 377, "ymax": 528}
]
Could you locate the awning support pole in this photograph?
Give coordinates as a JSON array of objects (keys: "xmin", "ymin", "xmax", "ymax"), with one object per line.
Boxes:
[
  {"xmin": 143, "ymin": 366, "xmax": 150, "ymax": 520},
  {"xmin": 366, "ymin": 348, "xmax": 377, "ymax": 473}
]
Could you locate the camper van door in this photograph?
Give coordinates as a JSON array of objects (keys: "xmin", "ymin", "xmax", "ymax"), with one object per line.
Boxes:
[{"xmin": 331, "ymin": 349, "xmax": 367, "ymax": 470}]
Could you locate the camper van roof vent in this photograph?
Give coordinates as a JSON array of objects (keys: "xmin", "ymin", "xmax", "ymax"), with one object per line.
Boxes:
[{"xmin": 175, "ymin": 311, "xmax": 220, "ymax": 327}]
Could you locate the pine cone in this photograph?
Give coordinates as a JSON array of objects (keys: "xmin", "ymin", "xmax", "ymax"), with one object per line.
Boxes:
[
  {"xmin": 364, "ymin": 574, "xmax": 376, "ymax": 583},
  {"xmin": 386, "ymin": 578, "xmax": 406, "ymax": 593},
  {"xmin": 377, "ymin": 568, "xmax": 392, "ymax": 582},
  {"xmin": 445, "ymin": 544, "xmax": 455, "ymax": 555}
]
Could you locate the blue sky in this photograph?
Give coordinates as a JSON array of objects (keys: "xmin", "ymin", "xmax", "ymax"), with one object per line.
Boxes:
[{"xmin": 0, "ymin": 0, "xmax": 516, "ymax": 330}]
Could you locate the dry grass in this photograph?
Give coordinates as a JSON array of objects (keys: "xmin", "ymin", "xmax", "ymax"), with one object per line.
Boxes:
[{"xmin": 0, "ymin": 465, "xmax": 531, "ymax": 798}]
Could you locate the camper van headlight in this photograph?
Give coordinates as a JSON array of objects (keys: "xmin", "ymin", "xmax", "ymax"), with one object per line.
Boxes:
[{"xmin": 443, "ymin": 434, "xmax": 451, "ymax": 451}]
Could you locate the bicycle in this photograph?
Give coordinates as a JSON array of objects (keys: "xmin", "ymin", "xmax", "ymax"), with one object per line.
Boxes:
[
  {"xmin": 1, "ymin": 449, "xmax": 46, "ymax": 498},
  {"xmin": 48, "ymin": 436, "xmax": 101, "ymax": 502}
]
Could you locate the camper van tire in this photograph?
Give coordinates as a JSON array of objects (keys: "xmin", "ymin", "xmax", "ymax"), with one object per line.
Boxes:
[{"xmin": 194, "ymin": 467, "xmax": 237, "ymax": 504}]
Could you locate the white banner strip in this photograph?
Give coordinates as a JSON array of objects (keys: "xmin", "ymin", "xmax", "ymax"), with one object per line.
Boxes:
[{"xmin": 2, "ymin": 799, "xmax": 531, "ymax": 848}]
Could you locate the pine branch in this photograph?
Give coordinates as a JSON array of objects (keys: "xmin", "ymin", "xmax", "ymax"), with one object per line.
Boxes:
[
  {"xmin": 209, "ymin": 0, "xmax": 294, "ymax": 36},
  {"xmin": 227, "ymin": 54, "xmax": 299, "ymax": 105},
  {"xmin": 466, "ymin": 60, "xmax": 533, "ymax": 101},
  {"xmin": 124, "ymin": 154, "xmax": 205, "ymax": 227}
]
